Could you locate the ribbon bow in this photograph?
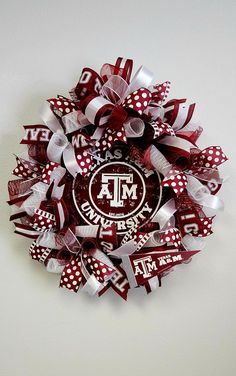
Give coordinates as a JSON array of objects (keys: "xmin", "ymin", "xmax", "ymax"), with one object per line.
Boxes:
[
  {"xmin": 59, "ymin": 238, "xmax": 115, "ymax": 294},
  {"xmin": 77, "ymin": 61, "xmax": 154, "ymax": 151}
]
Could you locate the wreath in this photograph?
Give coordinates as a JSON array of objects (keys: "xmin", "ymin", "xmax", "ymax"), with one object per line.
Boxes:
[{"xmin": 8, "ymin": 57, "xmax": 227, "ymax": 299}]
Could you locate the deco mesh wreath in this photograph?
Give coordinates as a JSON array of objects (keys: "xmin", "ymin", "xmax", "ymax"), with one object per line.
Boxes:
[{"xmin": 8, "ymin": 57, "xmax": 228, "ymax": 299}]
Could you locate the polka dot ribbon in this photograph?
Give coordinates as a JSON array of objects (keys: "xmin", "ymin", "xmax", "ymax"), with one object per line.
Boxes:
[
  {"xmin": 133, "ymin": 232, "xmax": 151, "ymax": 252},
  {"xmin": 83, "ymin": 252, "xmax": 115, "ymax": 283},
  {"xmin": 60, "ymin": 255, "xmax": 82, "ymax": 292},
  {"xmin": 95, "ymin": 127, "xmax": 127, "ymax": 152},
  {"xmin": 161, "ymin": 168, "xmax": 188, "ymax": 197},
  {"xmin": 29, "ymin": 241, "xmax": 51, "ymax": 263},
  {"xmin": 151, "ymin": 118, "xmax": 175, "ymax": 138},
  {"xmin": 41, "ymin": 161, "xmax": 61, "ymax": 185},
  {"xmin": 151, "ymin": 81, "xmax": 171, "ymax": 105},
  {"xmin": 190, "ymin": 217, "xmax": 213, "ymax": 237},
  {"xmin": 160, "ymin": 228, "xmax": 182, "ymax": 248},
  {"xmin": 75, "ymin": 148, "xmax": 93, "ymax": 176},
  {"xmin": 191, "ymin": 146, "xmax": 228, "ymax": 170},
  {"xmin": 32, "ymin": 208, "xmax": 56, "ymax": 232},
  {"xmin": 59, "ymin": 252, "xmax": 115, "ymax": 293},
  {"xmin": 47, "ymin": 95, "xmax": 77, "ymax": 118},
  {"xmin": 12, "ymin": 156, "xmax": 43, "ymax": 179},
  {"xmin": 122, "ymin": 88, "xmax": 152, "ymax": 115}
]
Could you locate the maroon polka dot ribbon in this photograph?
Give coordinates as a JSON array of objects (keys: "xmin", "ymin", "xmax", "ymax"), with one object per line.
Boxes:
[
  {"xmin": 47, "ymin": 95, "xmax": 77, "ymax": 118},
  {"xmin": 191, "ymin": 146, "xmax": 227, "ymax": 170},
  {"xmin": 123, "ymin": 88, "xmax": 152, "ymax": 115},
  {"xmin": 160, "ymin": 228, "xmax": 182, "ymax": 248},
  {"xmin": 74, "ymin": 148, "xmax": 93, "ymax": 176},
  {"xmin": 161, "ymin": 168, "xmax": 188, "ymax": 197},
  {"xmin": 41, "ymin": 162, "xmax": 61, "ymax": 184},
  {"xmin": 32, "ymin": 208, "xmax": 56, "ymax": 232},
  {"xmin": 13, "ymin": 156, "xmax": 43, "ymax": 179}
]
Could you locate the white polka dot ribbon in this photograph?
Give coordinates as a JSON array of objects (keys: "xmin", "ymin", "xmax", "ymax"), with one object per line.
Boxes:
[
  {"xmin": 29, "ymin": 241, "xmax": 52, "ymax": 263},
  {"xmin": 160, "ymin": 228, "xmax": 181, "ymax": 248},
  {"xmin": 32, "ymin": 208, "xmax": 56, "ymax": 233}
]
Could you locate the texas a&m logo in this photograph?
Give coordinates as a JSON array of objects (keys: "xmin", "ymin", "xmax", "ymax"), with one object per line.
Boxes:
[
  {"xmin": 97, "ymin": 173, "xmax": 137, "ymax": 207},
  {"xmin": 73, "ymin": 149, "xmax": 162, "ymax": 234}
]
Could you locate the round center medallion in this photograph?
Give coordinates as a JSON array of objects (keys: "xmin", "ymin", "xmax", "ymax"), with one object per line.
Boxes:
[{"xmin": 73, "ymin": 149, "xmax": 162, "ymax": 234}]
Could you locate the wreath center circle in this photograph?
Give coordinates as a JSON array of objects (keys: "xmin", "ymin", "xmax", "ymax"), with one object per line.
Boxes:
[{"xmin": 72, "ymin": 147, "xmax": 162, "ymax": 235}]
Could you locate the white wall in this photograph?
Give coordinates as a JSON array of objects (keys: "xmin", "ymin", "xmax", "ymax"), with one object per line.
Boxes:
[{"xmin": 0, "ymin": 1, "xmax": 235, "ymax": 375}]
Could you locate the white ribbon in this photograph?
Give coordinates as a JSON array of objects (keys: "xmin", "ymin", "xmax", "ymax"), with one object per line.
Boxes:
[
  {"xmin": 37, "ymin": 231, "xmax": 61, "ymax": 249},
  {"xmin": 145, "ymin": 106, "xmax": 165, "ymax": 121},
  {"xmin": 46, "ymin": 258, "xmax": 65, "ymax": 273},
  {"xmin": 22, "ymin": 182, "xmax": 48, "ymax": 216},
  {"xmin": 158, "ymin": 135, "xmax": 195, "ymax": 154},
  {"xmin": 143, "ymin": 230, "xmax": 163, "ymax": 248},
  {"xmin": 62, "ymin": 110, "xmax": 90, "ymax": 134},
  {"xmin": 85, "ymin": 96, "xmax": 112, "ymax": 126},
  {"xmin": 39, "ymin": 101, "xmax": 64, "ymax": 133},
  {"xmin": 149, "ymin": 145, "xmax": 172, "ymax": 176},
  {"xmin": 75, "ymin": 225, "xmax": 99, "ymax": 238},
  {"xmin": 170, "ymin": 103, "xmax": 193, "ymax": 131},
  {"xmin": 81, "ymin": 274, "xmax": 101, "ymax": 295},
  {"xmin": 100, "ymin": 75, "xmax": 129, "ymax": 104},
  {"xmin": 124, "ymin": 117, "xmax": 145, "ymax": 138},
  {"xmin": 186, "ymin": 175, "xmax": 224, "ymax": 214},
  {"xmin": 63, "ymin": 143, "xmax": 81, "ymax": 177},
  {"xmin": 47, "ymin": 132, "xmax": 68, "ymax": 163},
  {"xmin": 182, "ymin": 234, "xmax": 205, "ymax": 251},
  {"xmin": 152, "ymin": 198, "xmax": 177, "ymax": 229},
  {"xmin": 127, "ymin": 65, "xmax": 154, "ymax": 94},
  {"xmin": 108, "ymin": 239, "xmax": 137, "ymax": 258}
]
